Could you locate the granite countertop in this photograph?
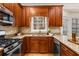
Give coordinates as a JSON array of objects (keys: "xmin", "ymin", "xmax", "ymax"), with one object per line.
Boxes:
[
  {"xmin": 6, "ymin": 34, "xmax": 53, "ymax": 39},
  {"xmin": 53, "ymin": 35, "xmax": 79, "ymax": 55}
]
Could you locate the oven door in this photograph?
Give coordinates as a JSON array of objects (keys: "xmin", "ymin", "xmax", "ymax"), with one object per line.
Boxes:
[{"xmin": 5, "ymin": 44, "xmax": 22, "ymax": 56}]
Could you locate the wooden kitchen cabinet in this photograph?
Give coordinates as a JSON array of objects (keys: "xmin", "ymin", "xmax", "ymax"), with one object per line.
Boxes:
[
  {"xmin": 21, "ymin": 36, "xmax": 54, "ymax": 54},
  {"xmin": 3, "ymin": 3, "xmax": 22, "ymax": 26},
  {"xmin": 30, "ymin": 37, "xmax": 39, "ymax": 52},
  {"xmin": 21, "ymin": 37, "xmax": 30, "ymax": 53},
  {"xmin": 60, "ymin": 43, "xmax": 79, "ymax": 56},
  {"xmin": 13, "ymin": 4, "xmax": 22, "ymax": 27},
  {"xmin": 22, "ymin": 5, "xmax": 63, "ymax": 27},
  {"xmin": 29, "ymin": 37, "xmax": 49, "ymax": 53},
  {"xmin": 22, "ymin": 7, "xmax": 30, "ymax": 27},
  {"xmin": 22, "ymin": 7, "xmax": 48, "ymax": 27},
  {"xmin": 2, "ymin": 4, "xmax": 63, "ymax": 27},
  {"xmin": 3, "ymin": 3, "xmax": 14, "ymax": 12},
  {"xmin": 48, "ymin": 37, "xmax": 54, "ymax": 53},
  {"xmin": 55, "ymin": 6, "xmax": 62, "ymax": 27},
  {"xmin": 30, "ymin": 37, "xmax": 54, "ymax": 53},
  {"xmin": 39, "ymin": 37, "xmax": 49, "ymax": 53},
  {"xmin": 49, "ymin": 6, "xmax": 63, "ymax": 27},
  {"xmin": 49, "ymin": 7, "xmax": 56, "ymax": 27},
  {"xmin": 29, "ymin": 7, "xmax": 48, "ymax": 16}
]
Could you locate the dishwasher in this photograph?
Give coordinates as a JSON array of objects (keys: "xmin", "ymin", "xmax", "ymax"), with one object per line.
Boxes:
[{"xmin": 54, "ymin": 38, "xmax": 61, "ymax": 56}]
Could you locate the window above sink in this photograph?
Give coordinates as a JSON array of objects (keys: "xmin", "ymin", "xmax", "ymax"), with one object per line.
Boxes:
[{"xmin": 31, "ymin": 16, "xmax": 48, "ymax": 33}]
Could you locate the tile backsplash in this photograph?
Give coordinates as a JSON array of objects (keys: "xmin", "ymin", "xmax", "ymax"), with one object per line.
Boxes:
[
  {"xmin": 49, "ymin": 27, "xmax": 62, "ymax": 33},
  {"xmin": 20, "ymin": 27, "xmax": 31, "ymax": 34},
  {"xmin": 0, "ymin": 25, "xmax": 62, "ymax": 35},
  {"xmin": 0, "ymin": 26, "xmax": 18, "ymax": 35},
  {"xmin": 20, "ymin": 27, "xmax": 62, "ymax": 34}
]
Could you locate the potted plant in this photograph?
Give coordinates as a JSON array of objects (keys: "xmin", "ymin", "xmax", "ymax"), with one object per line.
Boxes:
[{"xmin": 47, "ymin": 29, "xmax": 51, "ymax": 35}]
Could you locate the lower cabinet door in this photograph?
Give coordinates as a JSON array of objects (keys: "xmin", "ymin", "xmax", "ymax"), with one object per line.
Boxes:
[
  {"xmin": 21, "ymin": 37, "xmax": 30, "ymax": 53},
  {"xmin": 30, "ymin": 38, "xmax": 39, "ymax": 52},
  {"xmin": 49, "ymin": 37, "xmax": 54, "ymax": 53},
  {"xmin": 39, "ymin": 38, "xmax": 49, "ymax": 53}
]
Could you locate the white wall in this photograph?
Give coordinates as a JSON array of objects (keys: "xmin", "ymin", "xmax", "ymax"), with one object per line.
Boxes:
[
  {"xmin": 63, "ymin": 9, "xmax": 79, "ymax": 18},
  {"xmin": 68, "ymin": 12, "xmax": 79, "ymax": 18},
  {"xmin": 63, "ymin": 10, "xmax": 70, "ymax": 17}
]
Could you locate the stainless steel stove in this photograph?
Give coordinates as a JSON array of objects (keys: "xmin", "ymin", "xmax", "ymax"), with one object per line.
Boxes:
[
  {"xmin": 0, "ymin": 39, "xmax": 19, "ymax": 47},
  {"xmin": 0, "ymin": 30, "xmax": 22, "ymax": 56}
]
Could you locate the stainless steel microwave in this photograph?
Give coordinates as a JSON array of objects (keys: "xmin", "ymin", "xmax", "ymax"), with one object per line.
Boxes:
[{"xmin": 0, "ymin": 5, "xmax": 14, "ymax": 26}]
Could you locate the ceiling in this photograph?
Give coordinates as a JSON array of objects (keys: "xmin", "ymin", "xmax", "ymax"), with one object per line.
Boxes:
[{"xmin": 21, "ymin": 3, "xmax": 79, "ymax": 12}]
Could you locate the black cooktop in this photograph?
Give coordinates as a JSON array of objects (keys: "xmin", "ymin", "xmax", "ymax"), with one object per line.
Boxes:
[{"xmin": 0, "ymin": 38, "xmax": 20, "ymax": 48}]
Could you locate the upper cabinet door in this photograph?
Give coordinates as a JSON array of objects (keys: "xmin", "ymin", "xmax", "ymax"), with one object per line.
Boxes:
[
  {"xmin": 49, "ymin": 6, "xmax": 63, "ymax": 27},
  {"xmin": 13, "ymin": 4, "xmax": 22, "ymax": 27},
  {"xmin": 22, "ymin": 7, "xmax": 30, "ymax": 27},
  {"xmin": 49, "ymin": 7, "xmax": 56, "ymax": 27},
  {"xmin": 29, "ymin": 7, "xmax": 48, "ymax": 16},
  {"xmin": 3, "ymin": 3, "xmax": 14, "ymax": 12},
  {"xmin": 55, "ymin": 6, "xmax": 63, "ymax": 27}
]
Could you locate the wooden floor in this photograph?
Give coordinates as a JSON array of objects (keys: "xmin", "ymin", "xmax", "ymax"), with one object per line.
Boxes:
[{"xmin": 23, "ymin": 53, "xmax": 54, "ymax": 56}]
